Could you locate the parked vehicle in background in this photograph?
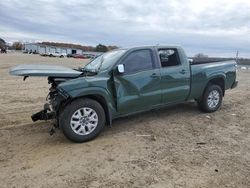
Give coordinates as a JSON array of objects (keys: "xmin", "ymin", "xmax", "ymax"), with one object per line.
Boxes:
[
  {"xmin": 72, "ymin": 54, "xmax": 88, "ymax": 59},
  {"xmin": 1, "ymin": 48, "xmax": 7, "ymax": 53},
  {"xmin": 67, "ymin": 54, "xmax": 100, "ymax": 59},
  {"xmin": 67, "ymin": 53, "xmax": 102, "ymax": 59},
  {"xmin": 67, "ymin": 54, "xmax": 74, "ymax": 58},
  {"xmin": 47, "ymin": 52, "xmax": 67, "ymax": 58},
  {"xmin": 86, "ymin": 54, "xmax": 99, "ymax": 59},
  {"xmin": 9, "ymin": 46, "xmax": 238, "ymax": 142},
  {"xmin": 40, "ymin": 53, "xmax": 48, "ymax": 57}
]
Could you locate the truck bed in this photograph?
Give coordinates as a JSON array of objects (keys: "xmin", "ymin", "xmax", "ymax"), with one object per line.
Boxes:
[
  {"xmin": 191, "ymin": 59, "xmax": 235, "ymax": 65},
  {"xmin": 188, "ymin": 60, "xmax": 237, "ymax": 100}
]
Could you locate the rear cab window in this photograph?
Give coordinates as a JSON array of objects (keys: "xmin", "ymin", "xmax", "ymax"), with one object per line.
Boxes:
[{"xmin": 158, "ymin": 48, "xmax": 181, "ymax": 67}]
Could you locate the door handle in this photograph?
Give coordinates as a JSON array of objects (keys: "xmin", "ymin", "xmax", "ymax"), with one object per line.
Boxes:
[
  {"xmin": 150, "ymin": 73, "xmax": 158, "ymax": 78},
  {"xmin": 179, "ymin": 69, "xmax": 187, "ymax": 74}
]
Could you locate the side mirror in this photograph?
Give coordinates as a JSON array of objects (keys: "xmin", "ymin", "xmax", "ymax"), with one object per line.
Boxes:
[
  {"xmin": 188, "ymin": 58, "xmax": 193, "ymax": 64},
  {"xmin": 117, "ymin": 64, "xmax": 125, "ymax": 74}
]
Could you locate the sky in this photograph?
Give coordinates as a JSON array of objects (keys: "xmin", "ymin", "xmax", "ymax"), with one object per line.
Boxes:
[{"xmin": 0, "ymin": 0, "xmax": 250, "ymax": 57}]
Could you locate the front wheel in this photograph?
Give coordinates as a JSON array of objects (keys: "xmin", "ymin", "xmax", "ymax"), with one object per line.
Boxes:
[
  {"xmin": 59, "ymin": 98, "xmax": 106, "ymax": 142},
  {"xmin": 198, "ymin": 84, "xmax": 223, "ymax": 113}
]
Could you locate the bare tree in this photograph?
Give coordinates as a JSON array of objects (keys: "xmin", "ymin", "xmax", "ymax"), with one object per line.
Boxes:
[
  {"xmin": 194, "ymin": 53, "xmax": 209, "ymax": 58},
  {"xmin": 12, "ymin": 42, "xmax": 23, "ymax": 50}
]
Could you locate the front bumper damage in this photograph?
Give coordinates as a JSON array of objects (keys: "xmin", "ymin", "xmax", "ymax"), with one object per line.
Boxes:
[
  {"xmin": 30, "ymin": 85, "xmax": 69, "ymax": 133},
  {"xmin": 31, "ymin": 103, "xmax": 58, "ymax": 135},
  {"xmin": 31, "ymin": 104, "xmax": 56, "ymax": 122}
]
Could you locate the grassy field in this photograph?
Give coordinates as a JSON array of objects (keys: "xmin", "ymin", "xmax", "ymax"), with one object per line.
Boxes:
[{"xmin": 0, "ymin": 53, "xmax": 249, "ymax": 188}]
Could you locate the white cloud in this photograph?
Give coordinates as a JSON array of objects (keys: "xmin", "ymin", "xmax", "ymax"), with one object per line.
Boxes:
[{"xmin": 0, "ymin": 0, "xmax": 250, "ymax": 57}]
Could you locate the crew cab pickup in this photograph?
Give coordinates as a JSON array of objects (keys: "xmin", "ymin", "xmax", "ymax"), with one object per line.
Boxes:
[{"xmin": 9, "ymin": 46, "xmax": 238, "ymax": 142}]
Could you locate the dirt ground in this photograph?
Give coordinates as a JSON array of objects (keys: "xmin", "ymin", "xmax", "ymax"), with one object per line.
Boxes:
[{"xmin": 0, "ymin": 53, "xmax": 249, "ymax": 188}]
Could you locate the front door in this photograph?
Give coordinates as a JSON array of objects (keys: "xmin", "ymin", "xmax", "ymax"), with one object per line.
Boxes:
[{"xmin": 114, "ymin": 49, "xmax": 161, "ymax": 115}]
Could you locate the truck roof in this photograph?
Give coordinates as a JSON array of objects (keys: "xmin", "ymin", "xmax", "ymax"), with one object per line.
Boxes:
[{"xmin": 120, "ymin": 45, "xmax": 182, "ymax": 51}]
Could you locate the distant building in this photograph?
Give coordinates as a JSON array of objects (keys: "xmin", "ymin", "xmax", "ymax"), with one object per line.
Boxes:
[{"xmin": 24, "ymin": 43, "xmax": 83, "ymax": 55}]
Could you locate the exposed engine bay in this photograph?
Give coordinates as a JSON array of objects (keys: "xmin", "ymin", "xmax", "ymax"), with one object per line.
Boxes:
[{"xmin": 31, "ymin": 77, "xmax": 69, "ymax": 128}]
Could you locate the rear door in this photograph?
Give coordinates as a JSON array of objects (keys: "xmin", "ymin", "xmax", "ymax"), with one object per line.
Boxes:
[
  {"xmin": 114, "ymin": 49, "xmax": 161, "ymax": 114},
  {"xmin": 158, "ymin": 48, "xmax": 190, "ymax": 104}
]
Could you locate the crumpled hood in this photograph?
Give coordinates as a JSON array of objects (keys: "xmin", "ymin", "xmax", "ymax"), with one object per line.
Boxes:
[
  {"xmin": 9, "ymin": 64, "xmax": 82, "ymax": 78},
  {"xmin": 57, "ymin": 74, "xmax": 110, "ymax": 98}
]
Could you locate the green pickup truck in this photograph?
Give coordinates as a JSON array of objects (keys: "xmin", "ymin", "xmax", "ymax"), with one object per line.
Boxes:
[{"xmin": 10, "ymin": 46, "xmax": 238, "ymax": 142}]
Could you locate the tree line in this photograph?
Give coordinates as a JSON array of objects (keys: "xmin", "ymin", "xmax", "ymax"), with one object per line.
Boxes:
[
  {"xmin": 39, "ymin": 42, "xmax": 118, "ymax": 52},
  {"xmin": 0, "ymin": 38, "xmax": 118, "ymax": 52}
]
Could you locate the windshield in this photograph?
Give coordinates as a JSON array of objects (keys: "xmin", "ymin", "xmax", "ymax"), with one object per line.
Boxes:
[{"xmin": 84, "ymin": 49, "xmax": 127, "ymax": 72}]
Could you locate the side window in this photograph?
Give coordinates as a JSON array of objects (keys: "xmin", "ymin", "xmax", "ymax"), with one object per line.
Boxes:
[
  {"xmin": 158, "ymin": 49, "xmax": 180, "ymax": 67},
  {"xmin": 122, "ymin": 50, "xmax": 153, "ymax": 74}
]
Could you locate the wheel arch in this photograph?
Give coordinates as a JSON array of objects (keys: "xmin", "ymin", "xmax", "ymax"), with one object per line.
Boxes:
[
  {"xmin": 83, "ymin": 94, "xmax": 112, "ymax": 126},
  {"xmin": 206, "ymin": 77, "xmax": 225, "ymax": 95},
  {"xmin": 58, "ymin": 94, "xmax": 112, "ymax": 126},
  {"xmin": 197, "ymin": 75, "xmax": 225, "ymax": 102},
  {"xmin": 203, "ymin": 74, "xmax": 225, "ymax": 97}
]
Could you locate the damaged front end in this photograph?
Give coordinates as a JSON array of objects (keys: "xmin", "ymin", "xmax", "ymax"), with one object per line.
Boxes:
[
  {"xmin": 9, "ymin": 64, "xmax": 82, "ymax": 134},
  {"xmin": 31, "ymin": 77, "xmax": 70, "ymax": 126},
  {"xmin": 31, "ymin": 103, "xmax": 56, "ymax": 122}
]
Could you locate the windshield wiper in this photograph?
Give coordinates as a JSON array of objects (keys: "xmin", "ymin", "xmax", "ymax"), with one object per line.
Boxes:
[{"xmin": 80, "ymin": 68, "xmax": 98, "ymax": 74}]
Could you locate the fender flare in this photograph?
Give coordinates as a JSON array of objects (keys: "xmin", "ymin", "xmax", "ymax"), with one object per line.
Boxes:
[
  {"xmin": 65, "ymin": 87, "xmax": 116, "ymax": 126},
  {"xmin": 203, "ymin": 73, "xmax": 226, "ymax": 96}
]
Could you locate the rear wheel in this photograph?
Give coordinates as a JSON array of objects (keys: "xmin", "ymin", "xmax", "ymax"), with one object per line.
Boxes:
[
  {"xmin": 59, "ymin": 98, "xmax": 106, "ymax": 142},
  {"xmin": 198, "ymin": 84, "xmax": 223, "ymax": 113}
]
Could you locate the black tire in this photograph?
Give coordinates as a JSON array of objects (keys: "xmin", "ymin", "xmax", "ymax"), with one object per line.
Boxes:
[
  {"xmin": 198, "ymin": 84, "xmax": 223, "ymax": 113},
  {"xmin": 59, "ymin": 98, "xmax": 106, "ymax": 142}
]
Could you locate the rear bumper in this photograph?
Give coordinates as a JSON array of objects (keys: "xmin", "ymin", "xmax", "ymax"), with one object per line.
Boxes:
[{"xmin": 231, "ymin": 81, "xmax": 238, "ymax": 89}]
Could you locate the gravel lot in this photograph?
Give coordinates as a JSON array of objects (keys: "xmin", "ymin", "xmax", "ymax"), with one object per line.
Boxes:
[{"xmin": 0, "ymin": 53, "xmax": 249, "ymax": 188}]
